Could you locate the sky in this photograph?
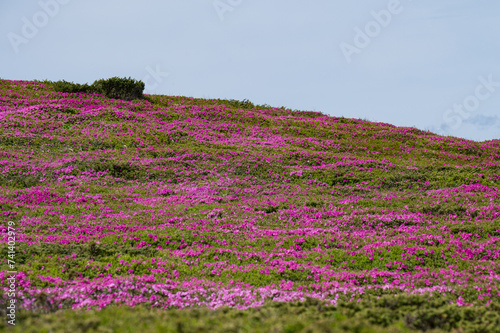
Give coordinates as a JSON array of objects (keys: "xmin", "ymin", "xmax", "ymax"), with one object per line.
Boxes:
[{"xmin": 1, "ymin": 0, "xmax": 499, "ymax": 142}]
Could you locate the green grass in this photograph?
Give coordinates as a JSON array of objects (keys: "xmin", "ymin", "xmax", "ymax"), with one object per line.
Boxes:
[{"xmin": 6, "ymin": 295, "xmax": 500, "ymax": 333}]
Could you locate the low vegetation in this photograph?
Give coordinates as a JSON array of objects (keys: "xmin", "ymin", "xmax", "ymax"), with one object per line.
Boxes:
[{"xmin": 0, "ymin": 79, "xmax": 499, "ymax": 332}]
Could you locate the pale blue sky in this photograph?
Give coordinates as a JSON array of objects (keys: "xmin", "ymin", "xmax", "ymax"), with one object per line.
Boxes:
[{"xmin": 1, "ymin": 0, "xmax": 499, "ymax": 141}]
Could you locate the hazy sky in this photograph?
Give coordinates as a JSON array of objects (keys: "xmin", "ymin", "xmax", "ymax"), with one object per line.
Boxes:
[{"xmin": 1, "ymin": 0, "xmax": 499, "ymax": 142}]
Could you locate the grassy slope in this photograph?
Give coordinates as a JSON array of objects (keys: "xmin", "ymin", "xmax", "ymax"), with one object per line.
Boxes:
[{"xmin": 0, "ymin": 79, "xmax": 499, "ymax": 332}]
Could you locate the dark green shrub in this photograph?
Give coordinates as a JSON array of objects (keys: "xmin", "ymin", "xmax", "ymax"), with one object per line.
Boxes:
[
  {"xmin": 49, "ymin": 77, "xmax": 145, "ymax": 101},
  {"xmin": 91, "ymin": 77, "xmax": 145, "ymax": 101},
  {"xmin": 305, "ymin": 200, "xmax": 324, "ymax": 208},
  {"xmin": 217, "ymin": 98, "xmax": 255, "ymax": 109},
  {"xmin": 51, "ymin": 80, "xmax": 92, "ymax": 94},
  {"xmin": 0, "ymin": 174, "xmax": 41, "ymax": 189},
  {"xmin": 0, "ymin": 241, "xmax": 158, "ymax": 265},
  {"xmin": 415, "ymin": 203, "xmax": 466, "ymax": 216},
  {"xmin": 263, "ymin": 205, "xmax": 280, "ymax": 214}
]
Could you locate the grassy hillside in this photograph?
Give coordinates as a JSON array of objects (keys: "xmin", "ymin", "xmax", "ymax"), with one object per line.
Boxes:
[{"xmin": 0, "ymin": 79, "xmax": 499, "ymax": 332}]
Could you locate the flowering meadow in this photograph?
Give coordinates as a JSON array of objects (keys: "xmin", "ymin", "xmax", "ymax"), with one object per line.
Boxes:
[{"xmin": 1, "ymin": 79, "xmax": 500, "ymax": 332}]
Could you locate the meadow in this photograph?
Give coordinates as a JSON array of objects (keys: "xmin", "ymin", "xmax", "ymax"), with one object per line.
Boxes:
[{"xmin": 0, "ymin": 79, "xmax": 499, "ymax": 332}]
